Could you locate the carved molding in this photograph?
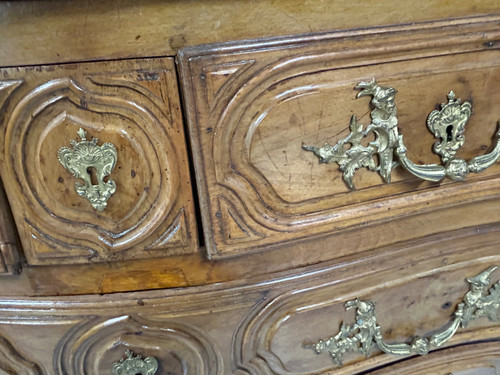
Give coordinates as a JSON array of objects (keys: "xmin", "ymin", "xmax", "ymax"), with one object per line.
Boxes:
[
  {"xmin": 0, "ymin": 178, "xmax": 21, "ymax": 275},
  {"xmin": 0, "ymin": 335, "xmax": 43, "ymax": 374},
  {"xmin": 55, "ymin": 315, "xmax": 223, "ymax": 375},
  {"xmin": 368, "ymin": 340, "xmax": 500, "ymax": 375}
]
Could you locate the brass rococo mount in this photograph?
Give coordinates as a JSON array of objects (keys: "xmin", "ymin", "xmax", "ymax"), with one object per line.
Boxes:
[
  {"xmin": 305, "ymin": 266, "xmax": 500, "ymax": 366},
  {"xmin": 112, "ymin": 350, "xmax": 158, "ymax": 375},
  {"xmin": 58, "ymin": 128, "xmax": 118, "ymax": 212},
  {"xmin": 303, "ymin": 78, "xmax": 500, "ymax": 189}
]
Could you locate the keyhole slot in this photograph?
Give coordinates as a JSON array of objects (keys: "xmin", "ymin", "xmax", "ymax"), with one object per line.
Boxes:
[
  {"xmin": 446, "ymin": 125, "xmax": 454, "ymax": 142},
  {"xmin": 86, "ymin": 167, "xmax": 98, "ymax": 185}
]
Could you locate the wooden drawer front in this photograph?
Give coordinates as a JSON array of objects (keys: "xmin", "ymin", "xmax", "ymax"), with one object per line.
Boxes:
[
  {"xmin": 0, "ymin": 228, "xmax": 497, "ymax": 375},
  {"xmin": 0, "ymin": 58, "xmax": 197, "ymax": 265},
  {"xmin": 234, "ymin": 259, "xmax": 500, "ymax": 374},
  {"xmin": 0, "ymin": 315, "xmax": 224, "ymax": 375},
  {"xmin": 179, "ymin": 16, "xmax": 500, "ymax": 258}
]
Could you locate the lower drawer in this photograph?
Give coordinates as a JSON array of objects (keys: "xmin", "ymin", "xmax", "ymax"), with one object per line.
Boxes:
[{"xmin": 0, "ymin": 225, "xmax": 498, "ymax": 374}]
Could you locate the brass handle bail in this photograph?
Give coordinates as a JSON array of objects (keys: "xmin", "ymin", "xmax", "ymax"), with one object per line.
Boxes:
[{"xmin": 303, "ymin": 79, "xmax": 500, "ymax": 189}]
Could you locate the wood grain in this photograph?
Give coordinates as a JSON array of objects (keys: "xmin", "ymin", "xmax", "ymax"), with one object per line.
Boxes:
[
  {"xmin": 0, "ymin": 1, "xmax": 500, "ymax": 67},
  {"xmin": 179, "ymin": 15, "xmax": 500, "ymax": 258},
  {"xmin": 0, "ymin": 58, "xmax": 198, "ymax": 265},
  {"xmin": 0, "ymin": 199, "xmax": 497, "ymax": 296}
]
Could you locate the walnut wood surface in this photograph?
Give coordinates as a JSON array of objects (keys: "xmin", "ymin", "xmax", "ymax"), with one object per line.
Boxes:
[
  {"xmin": 0, "ymin": 5, "xmax": 499, "ymax": 373},
  {"xmin": 0, "ymin": 199, "xmax": 498, "ymax": 296},
  {"xmin": 0, "ymin": 58, "xmax": 198, "ymax": 265},
  {"xmin": 1, "ymin": 1, "xmax": 500, "ymax": 67},
  {"xmin": 0, "ymin": 228, "xmax": 498, "ymax": 374},
  {"xmin": 180, "ymin": 15, "xmax": 500, "ymax": 258},
  {"xmin": 0, "ymin": 15, "xmax": 497, "ymax": 295}
]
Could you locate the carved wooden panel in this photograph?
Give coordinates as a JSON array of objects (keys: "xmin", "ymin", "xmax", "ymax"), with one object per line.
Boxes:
[
  {"xmin": 179, "ymin": 15, "xmax": 500, "ymax": 258},
  {"xmin": 0, "ymin": 58, "xmax": 198, "ymax": 265},
  {"xmin": 0, "ymin": 179, "xmax": 21, "ymax": 275}
]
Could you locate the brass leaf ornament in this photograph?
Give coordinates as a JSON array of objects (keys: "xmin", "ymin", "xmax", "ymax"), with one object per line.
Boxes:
[
  {"xmin": 305, "ymin": 266, "xmax": 500, "ymax": 366},
  {"xmin": 112, "ymin": 350, "xmax": 159, "ymax": 375},
  {"xmin": 58, "ymin": 128, "xmax": 117, "ymax": 211},
  {"xmin": 303, "ymin": 79, "xmax": 500, "ymax": 188}
]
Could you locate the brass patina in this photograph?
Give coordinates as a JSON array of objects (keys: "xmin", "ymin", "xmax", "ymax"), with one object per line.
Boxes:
[
  {"xmin": 112, "ymin": 350, "xmax": 158, "ymax": 375},
  {"xmin": 58, "ymin": 128, "xmax": 117, "ymax": 211},
  {"xmin": 303, "ymin": 79, "xmax": 500, "ymax": 188},
  {"xmin": 305, "ymin": 266, "xmax": 500, "ymax": 366}
]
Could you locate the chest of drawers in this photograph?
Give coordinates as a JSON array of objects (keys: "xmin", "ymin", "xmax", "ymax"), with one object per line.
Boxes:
[{"xmin": 0, "ymin": 1, "xmax": 499, "ymax": 374}]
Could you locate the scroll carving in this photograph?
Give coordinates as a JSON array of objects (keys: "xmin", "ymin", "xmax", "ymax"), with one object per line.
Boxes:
[
  {"xmin": 179, "ymin": 17, "xmax": 500, "ymax": 258},
  {"xmin": 55, "ymin": 315, "xmax": 223, "ymax": 375},
  {"xmin": 0, "ymin": 335, "xmax": 43, "ymax": 374}
]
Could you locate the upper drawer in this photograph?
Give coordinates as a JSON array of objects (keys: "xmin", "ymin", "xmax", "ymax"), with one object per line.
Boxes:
[
  {"xmin": 0, "ymin": 58, "xmax": 198, "ymax": 265},
  {"xmin": 179, "ymin": 16, "xmax": 500, "ymax": 259}
]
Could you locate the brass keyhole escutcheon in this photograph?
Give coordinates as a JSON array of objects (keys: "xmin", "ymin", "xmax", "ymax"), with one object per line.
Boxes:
[
  {"xmin": 58, "ymin": 128, "xmax": 117, "ymax": 211},
  {"xmin": 112, "ymin": 350, "xmax": 159, "ymax": 375}
]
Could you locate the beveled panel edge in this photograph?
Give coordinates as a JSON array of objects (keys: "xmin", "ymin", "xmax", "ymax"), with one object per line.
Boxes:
[
  {"xmin": 55, "ymin": 315, "xmax": 224, "ymax": 375},
  {"xmin": 0, "ymin": 179, "xmax": 22, "ymax": 275},
  {"xmin": 0, "ymin": 223, "xmax": 497, "ymax": 313},
  {"xmin": 0, "ymin": 334, "xmax": 43, "ymax": 374},
  {"xmin": 232, "ymin": 260, "xmax": 500, "ymax": 374},
  {"xmin": 178, "ymin": 13, "xmax": 500, "ymax": 59},
  {"xmin": 0, "ymin": 225, "xmax": 497, "ymax": 374},
  {"xmin": 1, "ymin": 2, "xmax": 500, "ymax": 67}
]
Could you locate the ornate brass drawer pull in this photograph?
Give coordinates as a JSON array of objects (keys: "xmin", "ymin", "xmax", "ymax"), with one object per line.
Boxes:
[
  {"xmin": 58, "ymin": 128, "xmax": 117, "ymax": 211},
  {"xmin": 112, "ymin": 350, "xmax": 158, "ymax": 375},
  {"xmin": 303, "ymin": 79, "xmax": 500, "ymax": 189},
  {"xmin": 304, "ymin": 266, "xmax": 500, "ymax": 366}
]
